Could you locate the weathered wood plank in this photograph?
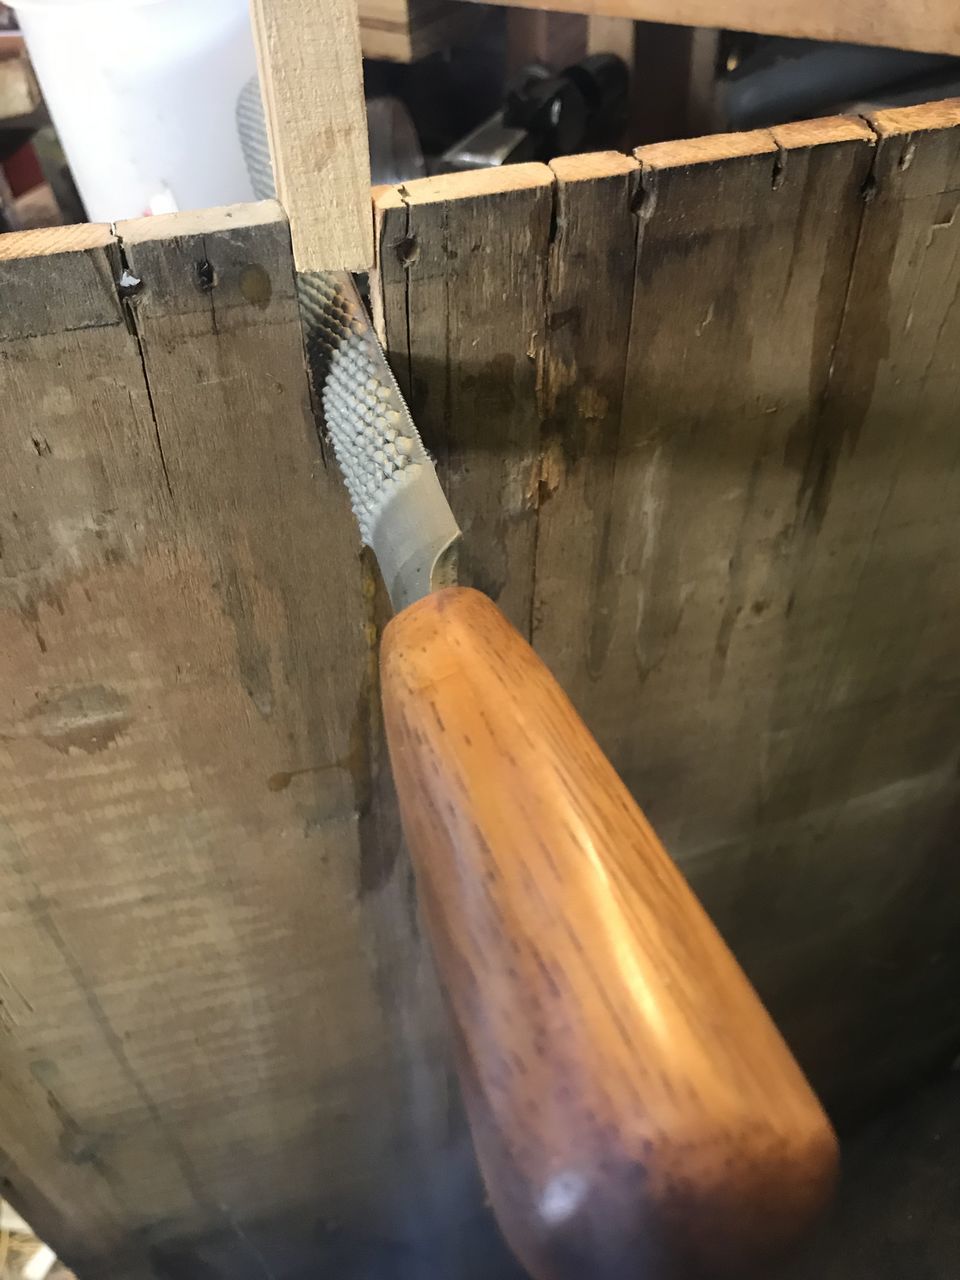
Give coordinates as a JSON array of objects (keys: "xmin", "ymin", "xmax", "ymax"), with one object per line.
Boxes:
[
  {"xmin": 373, "ymin": 165, "xmax": 554, "ymax": 633},
  {"xmin": 532, "ymin": 151, "xmax": 640, "ymax": 689},
  {"xmin": 557, "ymin": 121, "xmax": 868, "ymax": 842},
  {"xmin": 601, "ymin": 121, "xmax": 896, "ymax": 1095},
  {"xmin": 459, "ymin": 0, "xmax": 960, "ymax": 57},
  {"xmin": 749, "ymin": 98, "xmax": 960, "ymax": 1104},
  {"xmin": 0, "ymin": 220, "xmax": 160, "ymax": 1280},
  {"xmin": 376, "ymin": 110, "xmax": 960, "ymax": 1117},
  {"xmin": 0, "ymin": 204, "xmax": 417, "ymax": 1277},
  {"xmin": 532, "ymin": 110, "xmax": 960, "ymax": 1110}
]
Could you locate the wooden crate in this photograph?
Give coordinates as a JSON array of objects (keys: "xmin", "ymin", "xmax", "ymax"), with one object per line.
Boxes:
[{"xmin": 2, "ymin": 98, "xmax": 960, "ymax": 1277}]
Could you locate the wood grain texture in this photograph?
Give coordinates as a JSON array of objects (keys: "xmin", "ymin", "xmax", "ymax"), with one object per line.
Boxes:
[
  {"xmin": 0, "ymin": 205, "xmax": 451, "ymax": 1278},
  {"xmin": 600, "ymin": 119, "xmax": 874, "ymax": 857},
  {"xmin": 374, "ymin": 103, "xmax": 960, "ymax": 1127},
  {"xmin": 4, "ymin": 95, "xmax": 960, "ymax": 1280},
  {"xmin": 249, "ymin": 0, "xmax": 372, "ymax": 270},
  {"xmin": 458, "ymin": 0, "xmax": 960, "ymax": 56},
  {"xmin": 767, "ymin": 96, "xmax": 960, "ymax": 1103},
  {"xmin": 532, "ymin": 151, "xmax": 640, "ymax": 674},
  {"xmin": 382, "ymin": 587, "xmax": 837, "ymax": 1280},
  {"xmin": 372, "ymin": 164, "xmax": 554, "ymax": 633},
  {"xmin": 536, "ymin": 119, "xmax": 903, "ymax": 1109}
]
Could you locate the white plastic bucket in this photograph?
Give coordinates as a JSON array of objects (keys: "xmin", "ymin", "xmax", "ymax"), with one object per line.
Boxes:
[{"xmin": 16, "ymin": 0, "xmax": 258, "ymax": 220}]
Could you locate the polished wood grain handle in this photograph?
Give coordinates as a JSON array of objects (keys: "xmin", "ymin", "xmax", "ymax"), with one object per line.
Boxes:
[{"xmin": 381, "ymin": 587, "xmax": 837, "ymax": 1280}]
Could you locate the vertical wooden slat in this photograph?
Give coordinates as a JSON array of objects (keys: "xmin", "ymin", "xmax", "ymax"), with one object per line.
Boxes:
[
  {"xmin": 749, "ymin": 100, "xmax": 960, "ymax": 1101},
  {"xmin": 601, "ymin": 123, "xmax": 872, "ymax": 846},
  {"xmin": 534, "ymin": 121, "xmax": 883, "ymax": 1092},
  {"xmin": 532, "ymin": 151, "xmax": 640, "ymax": 693},
  {"xmin": 375, "ymin": 165, "xmax": 555, "ymax": 633},
  {"xmin": 249, "ymin": 0, "xmax": 373, "ymax": 270},
  {"xmin": 0, "ymin": 222, "xmax": 159, "ymax": 1280},
  {"xmin": 0, "ymin": 204, "xmax": 411, "ymax": 1277}
]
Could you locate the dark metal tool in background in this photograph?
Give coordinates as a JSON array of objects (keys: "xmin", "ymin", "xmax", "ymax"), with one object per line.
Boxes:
[{"xmin": 439, "ymin": 52, "xmax": 629, "ymax": 171}]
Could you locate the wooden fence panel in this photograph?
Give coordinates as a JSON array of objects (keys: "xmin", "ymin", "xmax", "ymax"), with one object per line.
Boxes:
[
  {"xmin": 0, "ymin": 205, "xmax": 475, "ymax": 1279},
  {"xmin": 375, "ymin": 101, "xmax": 960, "ymax": 1117}
]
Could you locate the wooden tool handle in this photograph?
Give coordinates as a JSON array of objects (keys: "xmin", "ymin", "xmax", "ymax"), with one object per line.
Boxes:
[{"xmin": 381, "ymin": 588, "xmax": 837, "ymax": 1280}]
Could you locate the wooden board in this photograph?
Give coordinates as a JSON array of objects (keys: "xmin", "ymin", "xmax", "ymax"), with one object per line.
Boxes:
[
  {"xmin": 250, "ymin": 0, "xmax": 372, "ymax": 270},
  {"xmin": 0, "ymin": 205, "xmax": 477, "ymax": 1278},
  {"xmin": 372, "ymin": 165, "xmax": 555, "ymax": 634},
  {"xmin": 459, "ymin": 0, "xmax": 960, "ymax": 57},
  {"xmin": 374, "ymin": 101, "xmax": 960, "ymax": 1118},
  {"xmin": 773, "ymin": 98, "xmax": 960, "ymax": 1103}
]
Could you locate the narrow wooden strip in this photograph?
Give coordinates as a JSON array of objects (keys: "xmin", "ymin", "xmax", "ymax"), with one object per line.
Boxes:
[
  {"xmin": 0, "ymin": 223, "xmax": 114, "ymax": 259},
  {"xmin": 117, "ymin": 200, "xmax": 283, "ymax": 244},
  {"xmin": 370, "ymin": 185, "xmax": 413, "ymax": 401},
  {"xmin": 603, "ymin": 121, "xmax": 878, "ymax": 1088},
  {"xmin": 399, "ymin": 162, "xmax": 557, "ymax": 204},
  {"xmin": 636, "ymin": 127, "xmax": 777, "ymax": 169},
  {"xmin": 869, "ymin": 96, "xmax": 960, "ymax": 139},
  {"xmin": 772, "ymin": 115, "xmax": 875, "ymax": 150},
  {"xmin": 249, "ymin": 0, "xmax": 373, "ymax": 271},
  {"xmin": 532, "ymin": 151, "xmax": 640, "ymax": 701},
  {"xmin": 388, "ymin": 163, "xmax": 555, "ymax": 632},
  {"xmin": 457, "ymin": 0, "xmax": 960, "ymax": 57},
  {"xmin": 0, "ymin": 223, "xmax": 122, "ymax": 340}
]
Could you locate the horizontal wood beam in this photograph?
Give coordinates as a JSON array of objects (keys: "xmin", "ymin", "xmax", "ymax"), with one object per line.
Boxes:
[{"xmin": 459, "ymin": 0, "xmax": 960, "ymax": 57}]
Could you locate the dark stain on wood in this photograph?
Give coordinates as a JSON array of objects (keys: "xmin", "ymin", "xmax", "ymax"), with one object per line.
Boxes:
[{"xmin": 239, "ymin": 263, "xmax": 272, "ymax": 309}]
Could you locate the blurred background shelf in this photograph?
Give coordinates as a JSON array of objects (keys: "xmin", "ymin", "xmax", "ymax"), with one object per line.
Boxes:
[{"xmin": 359, "ymin": 0, "xmax": 491, "ymax": 61}]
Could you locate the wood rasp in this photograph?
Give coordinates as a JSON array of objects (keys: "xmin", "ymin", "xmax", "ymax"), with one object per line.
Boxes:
[{"xmin": 307, "ymin": 269, "xmax": 838, "ymax": 1280}]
